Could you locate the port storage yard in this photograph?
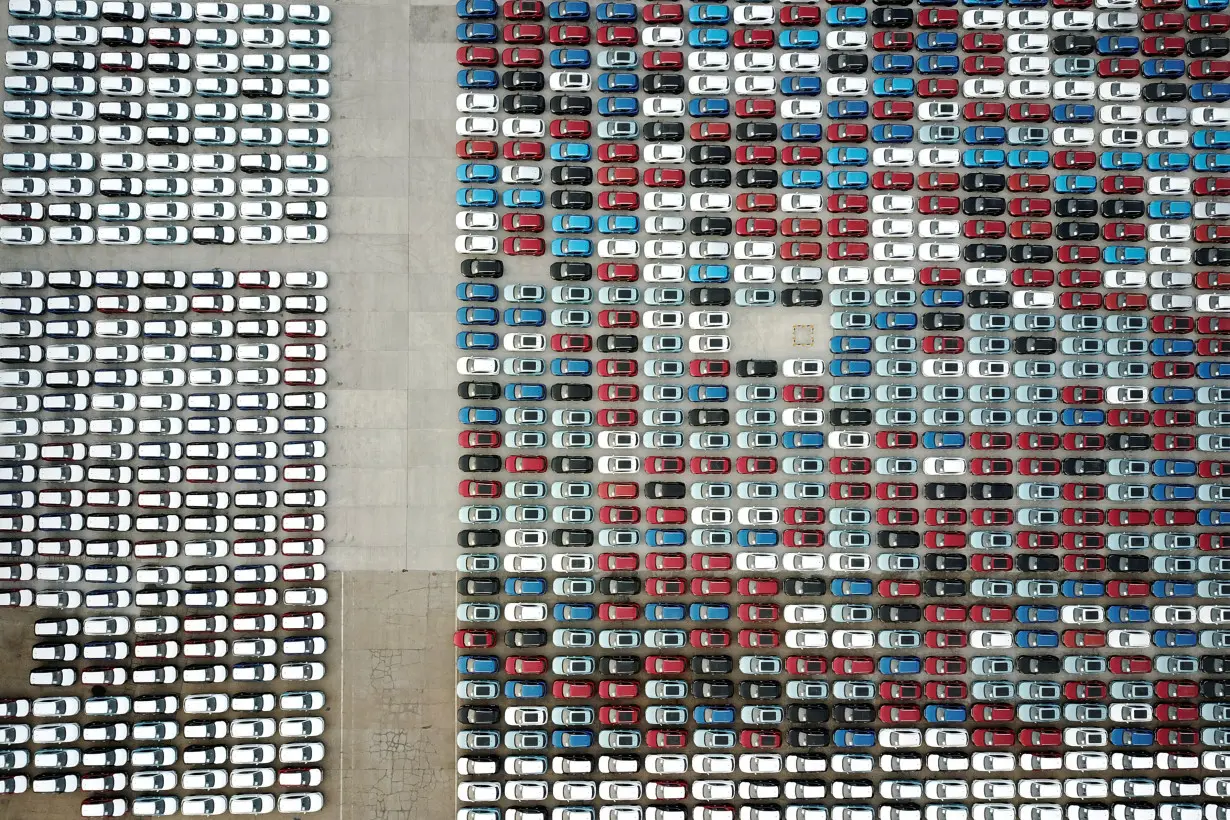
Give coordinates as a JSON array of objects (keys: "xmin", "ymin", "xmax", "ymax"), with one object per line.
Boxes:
[{"xmin": 8, "ymin": 0, "xmax": 1230, "ymax": 815}]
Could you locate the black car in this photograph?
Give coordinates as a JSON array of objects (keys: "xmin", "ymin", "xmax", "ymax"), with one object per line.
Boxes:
[
  {"xmin": 789, "ymin": 705, "xmax": 831, "ymax": 724},
  {"xmin": 788, "ymin": 729, "xmax": 830, "ymax": 748},
  {"xmin": 551, "ymin": 165, "xmax": 591, "ymax": 186},
  {"xmin": 971, "ymin": 481, "xmax": 1011, "ymax": 500},
  {"xmin": 689, "ymin": 409, "xmax": 729, "ymax": 426},
  {"xmin": 690, "ymin": 145, "xmax": 731, "ymax": 165},
  {"xmin": 1205, "ymin": 680, "xmax": 1230, "ymax": 699},
  {"xmin": 502, "ymin": 70, "xmax": 544, "ymax": 90},
  {"xmin": 1108, "ymin": 433, "xmax": 1150, "ymax": 451},
  {"xmin": 925, "ymin": 554, "xmax": 966, "ymax": 572},
  {"xmin": 1056, "ymin": 221, "xmax": 1099, "ymax": 241},
  {"xmin": 646, "ymin": 481, "xmax": 686, "ymax": 499},
  {"xmin": 1016, "ymin": 555, "xmax": 1060, "ymax": 572},
  {"xmin": 834, "ymin": 705, "xmax": 875, "ymax": 724},
  {"xmin": 552, "ymin": 529, "xmax": 593, "ymax": 547},
  {"xmin": 1052, "ymin": 34, "xmax": 1096, "ymax": 54},
  {"xmin": 596, "ymin": 334, "xmax": 637, "ymax": 352},
  {"xmin": 457, "ymin": 529, "xmax": 499, "ymax": 548},
  {"xmin": 879, "ymin": 531, "xmax": 920, "ymax": 549},
  {"xmin": 503, "ymin": 93, "xmax": 545, "ymax": 114},
  {"xmin": 962, "ymin": 173, "xmax": 1006, "ymax": 193},
  {"xmin": 551, "ymin": 190, "xmax": 591, "ymax": 210},
  {"xmin": 458, "ymin": 706, "xmax": 499, "ymax": 725},
  {"xmin": 969, "ymin": 289, "xmax": 1010, "ymax": 308},
  {"xmin": 827, "ymin": 54, "xmax": 868, "ymax": 73},
  {"xmin": 737, "ymin": 122, "xmax": 777, "ymax": 141},
  {"xmin": 1010, "ymin": 245, "xmax": 1053, "ymax": 264},
  {"xmin": 737, "ymin": 360, "xmax": 777, "ymax": 378},
  {"xmin": 783, "ymin": 288, "xmax": 823, "ymax": 307},
  {"xmin": 923, "ymin": 312, "xmax": 964, "ymax": 330},
  {"xmin": 1202, "ymin": 656, "xmax": 1230, "ymax": 674},
  {"xmin": 598, "ymin": 577, "xmax": 639, "ymax": 595},
  {"xmin": 924, "ymin": 580, "xmax": 966, "ymax": 597},
  {"xmin": 690, "ymin": 168, "xmax": 731, "ymax": 188},
  {"xmin": 878, "ymin": 604, "xmax": 922, "ymax": 622},
  {"xmin": 1101, "ymin": 199, "xmax": 1145, "ymax": 219},
  {"xmin": 462, "ymin": 259, "xmax": 502, "ymax": 279},
  {"xmin": 925, "ymin": 482, "xmax": 967, "ymax": 501},
  {"xmin": 1198, "ymin": 248, "xmax": 1230, "ymax": 266},
  {"xmin": 1018, "ymin": 655, "xmax": 1060, "ymax": 675},
  {"xmin": 458, "ymin": 578, "xmax": 499, "ymax": 596},
  {"xmin": 550, "ymin": 261, "xmax": 591, "ymax": 281},
  {"xmin": 690, "ymin": 287, "xmax": 731, "ymax": 306},
  {"xmin": 1055, "ymin": 198, "xmax": 1098, "ymax": 218},
  {"xmin": 831, "ymin": 409, "xmax": 872, "ymax": 426},
  {"xmin": 1188, "ymin": 36, "xmax": 1230, "ymax": 57},
  {"xmin": 963, "ymin": 196, "xmax": 1006, "ymax": 215},
  {"xmin": 1015, "ymin": 337, "xmax": 1056, "ymax": 354},
  {"xmin": 550, "ymin": 384, "xmax": 592, "ymax": 402},
  {"xmin": 644, "ymin": 122, "xmax": 684, "ymax": 141},
  {"xmin": 548, "ymin": 95, "xmax": 590, "ymax": 115},
  {"xmin": 964, "ymin": 244, "xmax": 1007, "ymax": 263},
  {"xmin": 645, "ymin": 74, "xmax": 684, "ymax": 94},
  {"xmin": 785, "ymin": 578, "xmax": 827, "ymax": 596},
  {"xmin": 737, "ymin": 169, "xmax": 778, "ymax": 188},
  {"xmin": 690, "ymin": 217, "xmax": 732, "ymax": 236},
  {"xmin": 458, "ymin": 455, "xmax": 500, "ymax": 473},
  {"xmin": 599, "ymin": 656, "xmax": 638, "ymax": 676},
  {"xmin": 739, "ymin": 680, "xmax": 781, "ymax": 700},
  {"xmin": 1063, "ymin": 458, "xmax": 1106, "ymax": 476},
  {"xmin": 458, "ymin": 381, "xmax": 499, "ymax": 400},
  {"xmin": 692, "ymin": 655, "xmax": 734, "ymax": 675},
  {"xmin": 1143, "ymin": 82, "xmax": 1186, "ymax": 101},
  {"xmin": 872, "ymin": 7, "xmax": 912, "ymax": 26},
  {"xmin": 1108, "ymin": 555, "xmax": 1149, "ymax": 573},
  {"xmin": 695, "ymin": 680, "xmax": 735, "ymax": 699}
]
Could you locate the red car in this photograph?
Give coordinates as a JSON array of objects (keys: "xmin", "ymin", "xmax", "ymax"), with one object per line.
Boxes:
[
  {"xmin": 691, "ymin": 552, "xmax": 732, "ymax": 571},
  {"xmin": 460, "ymin": 479, "xmax": 501, "ymax": 498},
  {"xmin": 828, "ymin": 123, "xmax": 869, "ymax": 143},
  {"xmin": 503, "ymin": 22, "xmax": 545, "ymax": 42},
  {"xmin": 918, "ymin": 172, "xmax": 961, "ymax": 191},
  {"xmin": 1059, "ymin": 268, "xmax": 1100, "ymax": 288},
  {"xmin": 1019, "ymin": 729, "xmax": 1063, "ymax": 748},
  {"xmin": 1063, "ymin": 630, "xmax": 1106, "ymax": 648},
  {"xmin": 1008, "ymin": 103, "xmax": 1051, "ymax": 121},
  {"xmin": 597, "ymin": 409, "xmax": 636, "ymax": 427},
  {"xmin": 927, "ymin": 682, "xmax": 967, "ymax": 701},
  {"xmin": 782, "ymin": 242, "xmax": 823, "ymax": 261},
  {"xmin": 505, "ymin": 455, "xmax": 547, "ymax": 472},
  {"xmin": 962, "ymin": 32, "xmax": 1004, "ymax": 51},
  {"xmin": 455, "ymin": 630, "xmax": 495, "ymax": 648},
  {"xmin": 691, "ymin": 457, "xmax": 730, "ymax": 475},
  {"xmin": 502, "ymin": 212, "xmax": 544, "ymax": 233},
  {"xmin": 502, "ymin": 236, "xmax": 544, "ymax": 256},
  {"xmin": 964, "ymin": 55, "xmax": 1005, "ymax": 74},
  {"xmin": 783, "ymin": 218, "xmax": 824, "ymax": 237},
  {"xmin": 972, "ymin": 458, "xmax": 1012, "ymax": 475},
  {"xmin": 789, "ymin": 656, "xmax": 827, "ymax": 675},
  {"xmin": 735, "ymin": 99, "xmax": 776, "ymax": 119},
  {"xmin": 970, "ymin": 605, "xmax": 1012, "ymax": 623},
  {"xmin": 646, "ymin": 552, "xmax": 685, "ymax": 571},
  {"xmin": 646, "ymin": 456, "xmax": 684, "ymax": 474},
  {"xmin": 780, "ymin": 5, "xmax": 820, "ymax": 24},
  {"xmin": 503, "ymin": 140, "xmax": 544, "ymax": 160},
  {"xmin": 733, "ymin": 28, "xmax": 774, "ymax": 48},
  {"xmin": 691, "ymin": 122, "xmax": 731, "ymax": 142},
  {"xmin": 830, "ymin": 457, "xmax": 871, "ymax": 475},
  {"xmin": 827, "ymin": 241, "xmax": 868, "ymax": 261},
  {"xmin": 873, "ymin": 30, "xmax": 913, "ymax": 50},
  {"xmin": 919, "ymin": 196, "xmax": 961, "ymax": 215},
  {"xmin": 873, "ymin": 171, "xmax": 914, "ymax": 191},
  {"xmin": 1010, "ymin": 198, "xmax": 1052, "ymax": 217},
  {"xmin": 600, "ymin": 552, "xmax": 637, "ymax": 570},
  {"xmin": 1054, "ymin": 150, "xmax": 1097, "ymax": 169},
  {"xmin": 785, "ymin": 507, "xmax": 824, "ymax": 526},
  {"xmin": 926, "ymin": 632, "xmax": 968, "ymax": 650},
  {"xmin": 1143, "ymin": 35, "xmax": 1185, "ymax": 55},
  {"xmin": 740, "ymin": 730, "xmax": 781, "ymax": 750},
  {"xmin": 873, "ymin": 101, "xmax": 914, "ymax": 120},
  {"xmin": 737, "ymin": 193, "xmax": 777, "ymax": 212},
  {"xmin": 598, "ymin": 359, "xmax": 637, "ymax": 377},
  {"xmin": 876, "ymin": 431, "xmax": 917, "ymax": 449},
  {"xmin": 783, "ymin": 146, "xmax": 823, "ymax": 166},
  {"xmin": 1058, "ymin": 245, "xmax": 1099, "ymax": 264},
  {"xmin": 926, "ymin": 508, "xmax": 966, "ymax": 526},
  {"xmin": 1098, "ymin": 57, "xmax": 1142, "ymax": 76},
  {"xmin": 647, "ymin": 506, "xmax": 686, "ymax": 525},
  {"xmin": 457, "ymin": 139, "xmax": 498, "ymax": 159},
  {"xmin": 736, "ymin": 146, "xmax": 776, "ymax": 165},
  {"xmin": 504, "ymin": 0, "xmax": 543, "ymax": 16},
  {"xmin": 736, "ymin": 218, "xmax": 778, "ymax": 237},
  {"xmin": 598, "ymin": 263, "xmax": 638, "ymax": 282},
  {"xmin": 645, "ymin": 655, "xmax": 686, "ymax": 675},
  {"xmin": 964, "ymin": 101, "xmax": 1006, "ymax": 121},
  {"xmin": 973, "ymin": 729, "xmax": 1015, "ymax": 748},
  {"xmin": 553, "ymin": 680, "xmax": 595, "ymax": 699},
  {"xmin": 1060, "ymin": 291, "xmax": 1102, "ymax": 310},
  {"xmin": 880, "ymin": 705, "xmax": 922, "ymax": 723},
  {"xmin": 918, "ymin": 7, "xmax": 958, "ymax": 26},
  {"xmin": 737, "ymin": 457, "xmax": 777, "ymax": 474},
  {"xmin": 739, "ymin": 578, "xmax": 779, "ymax": 597},
  {"xmin": 599, "ymin": 191, "xmax": 638, "ymax": 210},
  {"xmin": 644, "ymin": 168, "xmax": 685, "ymax": 188},
  {"xmin": 833, "ymin": 656, "xmax": 874, "ymax": 676},
  {"xmin": 457, "ymin": 46, "xmax": 498, "ymax": 66},
  {"xmin": 827, "ymin": 194, "xmax": 869, "ymax": 213},
  {"xmin": 926, "ymin": 657, "xmax": 965, "ymax": 675},
  {"xmin": 600, "ymin": 705, "xmax": 640, "ymax": 725},
  {"xmin": 502, "ymin": 47, "xmax": 543, "ymax": 66},
  {"xmin": 973, "ymin": 704, "xmax": 1014, "ymax": 723},
  {"xmin": 1191, "ymin": 11, "xmax": 1230, "ymax": 29},
  {"xmin": 642, "ymin": 2, "xmax": 683, "ymax": 22},
  {"xmin": 601, "ymin": 506, "xmax": 640, "ymax": 525},
  {"xmin": 505, "ymin": 655, "xmax": 547, "ymax": 674},
  {"xmin": 460, "ymin": 430, "xmax": 500, "ymax": 448},
  {"xmin": 597, "ymin": 142, "xmax": 635, "ymax": 162},
  {"xmin": 881, "ymin": 682, "xmax": 923, "ymax": 700},
  {"xmin": 1110, "ymin": 409, "xmax": 1150, "ymax": 426},
  {"xmin": 642, "ymin": 50, "xmax": 683, "ymax": 70},
  {"xmin": 647, "ymin": 730, "xmax": 687, "ymax": 749},
  {"xmin": 918, "ymin": 78, "xmax": 959, "ymax": 97},
  {"xmin": 879, "ymin": 508, "xmax": 920, "ymax": 526},
  {"xmin": 876, "ymin": 482, "xmax": 918, "ymax": 501},
  {"xmin": 879, "ymin": 580, "xmax": 921, "ymax": 597},
  {"xmin": 597, "ymin": 25, "xmax": 636, "ymax": 45},
  {"xmin": 552, "ymin": 333, "xmax": 591, "ymax": 352}
]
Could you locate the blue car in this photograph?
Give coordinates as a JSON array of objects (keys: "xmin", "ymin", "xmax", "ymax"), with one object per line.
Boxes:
[
  {"xmin": 783, "ymin": 432, "xmax": 825, "ymax": 449},
  {"xmin": 785, "ymin": 77, "xmax": 824, "ymax": 97},
  {"xmin": 457, "ymin": 0, "xmax": 498, "ymax": 16},
  {"xmin": 457, "ymin": 68, "xmax": 498, "ymax": 88},
  {"xmin": 552, "ymin": 730, "xmax": 593, "ymax": 749},
  {"xmin": 457, "ymin": 283, "xmax": 498, "ymax": 302},
  {"xmin": 1008, "ymin": 149, "xmax": 1050, "ymax": 168},
  {"xmin": 834, "ymin": 730, "xmax": 876, "ymax": 748},
  {"xmin": 1152, "ymin": 386, "xmax": 1195, "ymax": 404},
  {"xmin": 1097, "ymin": 35, "xmax": 1139, "ymax": 55},
  {"xmin": 1191, "ymin": 0, "xmax": 1230, "ymax": 9},
  {"xmin": 550, "ymin": 48, "xmax": 590, "ymax": 67},
  {"xmin": 598, "ymin": 215, "xmax": 638, "ymax": 234},
  {"xmin": 1196, "ymin": 152, "xmax": 1230, "ymax": 172},
  {"xmin": 504, "ymin": 383, "xmax": 545, "ymax": 401},
  {"xmin": 778, "ymin": 29, "xmax": 820, "ymax": 49},
  {"xmin": 1152, "ymin": 484, "xmax": 1196, "ymax": 501},
  {"xmin": 689, "ymin": 603, "xmax": 730, "ymax": 621},
  {"xmin": 965, "ymin": 126, "xmax": 1006, "ymax": 144},
  {"xmin": 828, "ymin": 170, "xmax": 870, "ymax": 189},
  {"xmin": 548, "ymin": 0, "xmax": 589, "ymax": 18},
  {"xmin": 873, "ymin": 54, "xmax": 915, "ymax": 74},
  {"xmin": 1143, "ymin": 58, "xmax": 1185, "ymax": 77},
  {"xmin": 1200, "ymin": 362, "xmax": 1230, "ymax": 379},
  {"xmin": 459, "ymin": 406, "xmax": 500, "ymax": 425},
  {"xmin": 827, "ymin": 6, "xmax": 867, "ymax": 24},
  {"xmin": 553, "ymin": 603, "xmax": 595, "ymax": 620},
  {"xmin": 551, "ymin": 238, "xmax": 592, "ymax": 257},
  {"xmin": 963, "ymin": 148, "xmax": 1006, "ymax": 167},
  {"xmin": 505, "ymin": 577, "xmax": 547, "ymax": 595},
  {"xmin": 872, "ymin": 79, "xmax": 915, "ymax": 99},
  {"xmin": 737, "ymin": 529, "xmax": 779, "ymax": 547},
  {"xmin": 694, "ymin": 706, "xmax": 736, "ymax": 725},
  {"xmin": 504, "ymin": 308, "xmax": 545, "ymax": 326},
  {"xmin": 1193, "ymin": 82, "xmax": 1230, "ymax": 101},
  {"xmin": 924, "ymin": 706, "xmax": 967, "ymax": 723},
  {"xmin": 1016, "ymin": 630, "xmax": 1060, "ymax": 649},
  {"xmin": 782, "ymin": 123, "xmax": 823, "ymax": 142},
  {"xmin": 688, "ymin": 385, "xmax": 728, "ymax": 402},
  {"xmin": 599, "ymin": 97, "xmax": 639, "ymax": 116},
  {"xmin": 1200, "ymin": 510, "xmax": 1230, "ymax": 526},
  {"xmin": 688, "ymin": 264, "xmax": 729, "ymax": 282},
  {"xmin": 1100, "ymin": 151, "xmax": 1143, "ymax": 170},
  {"xmin": 457, "ymin": 188, "xmax": 498, "ymax": 208},
  {"xmin": 688, "ymin": 98, "xmax": 728, "ymax": 117},
  {"xmin": 830, "ymin": 359, "xmax": 871, "ymax": 377},
  {"xmin": 457, "ymin": 331, "xmax": 498, "ymax": 350},
  {"xmin": 833, "ymin": 579, "xmax": 873, "ymax": 596},
  {"xmin": 688, "ymin": 3, "xmax": 730, "ymax": 22},
  {"xmin": 783, "ymin": 170, "xmax": 824, "ymax": 188},
  {"xmin": 1061, "ymin": 409, "xmax": 1105, "ymax": 426},
  {"xmin": 923, "ymin": 431, "xmax": 964, "ymax": 449},
  {"xmin": 1153, "ymin": 338, "xmax": 1195, "ymax": 356},
  {"xmin": 553, "ymin": 214, "xmax": 593, "ymax": 233},
  {"xmin": 828, "ymin": 147, "xmax": 869, "ymax": 166},
  {"xmin": 457, "ymin": 163, "xmax": 498, "ymax": 183},
  {"xmin": 1147, "ymin": 152, "xmax": 1189, "ymax": 171},
  {"xmin": 1153, "ymin": 629, "xmax": 1198, "ymax": 648},
  {"xmin": 504, "ymin": 680, "xmax": 547, "ymax": 698},
  {"xmin": 1153, "ymin": 459, "xmax": 1197, "ymax": 476},
  {"xmin": 1110, "ymin": 729, "xmax": 1155, "ymax": 747},
  {"xmin": 688, "ymin": 27, "xmax": 730, "ymax": 48},
  {"xmin": 1107, "ymin": 605, "xmax": 1149, "ymax": 623},
  {"xmin": 1016, "ymin": 605, "xmax": 1059, "ymax": 623},
  {"xmin": 1055, "ymin": 174, "xmax": 1097, "ymax": 193},
  {"xmin": 503, "ymin": 188, "xmax": 545, "ymax": 208},
  {"xmin": 921, "ymin": 289, "xmax": 963, "ymax": 307},
  {"xmin": 1153, "ymin": 580, "xmax": 1197, "ymax": 597},
  {"xmin": 551, "ymin": 358, "xmax": 591, "ymax": 376},
  {"xmin": 826, "ymin": 99, "xmax": 868, "ymax": 117},
  {"xmin": 1198, "ymin": 129, "xmax": 1230, "ymax": 150},
  {"xmin": 919, "ymin": 55, "xmax": 959, "ymax": 74},
  {"xmin": 1103, "ymin": 246, "xmax": 1147, "ymax": 264},
  {"xmin": 598, "ymin": 72, "xmax": 638, "ymax": 92},
  {"xmin": 1053, "ymin": 104, "xmax": 1095, "ymax": 122},
  {"xmin": 1148, "ymin": 201, "xmax": 1191, "ymax": 219},
  {"xmin": 831, "ymin": 335, "xmax": 872, "ymax": 353},
  {"xmin": 458, "ymin": 655, "xmax": 498, "ymax": 674},
  {"xmin": 595, "ymin": 1, "xmax": 634, "ymax": 19},
  {"xmin": 874, "ymin": 312, "xmax": 917, "ymax": 329},
  {"xmin": 1061, "ymin": 580, "xmax": 1105, "ymax": 598},
  {"xmin": 457, "ymin": 22, "xmax": 498, "ymax": 41},
  {"xmin": 645, "ymin": 602, "xmax": 686, "ymax": 620},
  {"xmin": 879, "ymin": 657, "xmax": 922, "ymax": 675},
  {"xmin": 457, "ymin": 307, "xmax": 498, "ymax": 325},
  {"xmin": 918, "ymin": 32, "xmax": 958, "ymax": 51},
  {"xmin": 873, "ymin": 125, "xmax": 915, "ymax": 144}
]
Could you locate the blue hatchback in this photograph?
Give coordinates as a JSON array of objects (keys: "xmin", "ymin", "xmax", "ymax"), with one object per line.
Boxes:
[
  {"xmin": 828, "ymin": 147, "xmax": 869, "ymax": 166},
  {"xmin": 458, "ymin": 68, "xmax": 499, "ymax": 88},
  {"xmin": 1015, "ymin": 605, "xmax": 1059, "ymax": 623},
  {"xmin": 924, "ymin": 705, "xmax": 967, "ymax": 723},
  {"xmin": 457, "ymin": 188, "xmax": 498, "ymax": 208},
  {"xmin": 1154, "ymin": 629, "xmax": 1198, "ymax": 648},
  {"xmin": 1103, "ymin": 246, "xmax": 1146, "ymax": 264},
  {"xmin": 965, "ymin": 126, "xmax": 1006, "ymax": 144},
  {"xmin": 458, "ymin": 655, "xmax": 498, "ymax": 674},
  {"xmin": 918, "ymin": 32, "xmax": 958, "ymax": 51},
  {"xmin": 457, "ymin": 283, "xmax": 498, "ymax": 302},
  {"xmin": 553, "ymin": 603, "xmax": 595, "ymax": 620},
  {"xmin": 595, "ymin": 1, "xmax": 634, "ymax": 19},
  {"xmin": 1152, "ymin": 386, "xmax": 1195, "ymax": 404},
  {"xmin": 828, "ymin": 170, "xmax": 870, "ymax": 189},
  {"xmin": 1143, "ymin": 58, "xmax": 1185, "ymax": 77},
  {"xmin": 826, "ymin": 100, "xmax": 868, "ymax": 118},
  {"xmin": 874, "ymin": 312, "xmax": 917, "ymax": 329},
  {"xmin": 688, "ymin": 98, "xmax": 728, "ymax": 117},
  {"xmin": 963, "ymin": 148, "xmax": 1006, "ymax": 167},
  {"xmin": 923, "ymin": 432, "xmax": 964, "ymax": 449},
  {"xmin": 782, "ymin": 123, "xmax": 823, "ymax": 142},
  {"xmin": 831, "ymin": 335, "xmax": 873, "ymax": 353},
  {"xmin": 1053, "ymin": 104, "xmax": 1095, "ymax": 123},
  {"xmin": 598, "ymin": 72, "xmax": 638, "ymax": 92},
  {"xmin": 457, "ymin": 22, "xmax": 498, "ymax": 42},
  {"xmin": 1097, "ymin": 35, "xmax": 1139, "ymax": 55},
  {"xmin": 504, "ymin": 308, "xmax": 545, "ymax": 326},
  {"xmin": 835, "ymin": 729, "xmax": 876, "ymax": 748},
  {"xmin": 689, "ymin": 603, "xmax": 730, "ymax": 621},
  {"xmin": 830, "ymin": 359, "xmax": 871, "ymax": 377},
  {"xmin": 1061, "ymin": 580, "xmax": 1105, "ymax": 598},
  {"xmin": 1101, "ymin": 151, "xmax": 1143, "ymax": 170},
  {"xmin": 688, "ymin": 3, "xmax": 730, "ymax": 22},
  {"xmin": 1153, "ymin": 459, "xmax": 1197, "ymax": 476},
  {"xmin": 505, "ymin": 383, "xmax": 545, "ymax": 401},
  {"xmin": 457, "ymin": 163, "xmax": 498, "ymax": 183},
  {"xmin": 550, "ymin": 48, "xmax": 590, "ymax": 67},
  {"xmin": 688, "ymin": 27, "xmax": 730, "ymax": 48},
  {"xmin": 457, "ymin": 331, "xmax": 498, "ymax": 350},
  {"xmin": 873, "ymin": 79, "xmax": 915, "ymax": 98},
  {"xmin": 921, "ymin": 289, "xmax": 963, "ymax": 307},
  {"xmin": 1200, "ymin": 362, "xmax": 1230, "ymax": 379},
  {"xmin": 504, "ymin": 680, "xmax": 547, "ymax": 698},
  {"xmin": 779, "ymin": 30, "xmax": 820, "ymax": 49},
  {"xmin": 919, "ymin": 55, "xmax": 959, "ymax": 74},
  {"xmin": 737, "ymin": 529, "xmax": 779, "ymax": 547},
  {"xmin": 783, "ymin": 170, "xmax": 824, "ymax": 188},
  {"xmin": 783, "ymin": 432, "xmax": 825, "ymax": 449},
  {"xmin": 459, "ymin": 406, "xmax": 500, "ymax": 424},
  {"xmin": 457, "ymin": 307, "xmax": 498, "ymax": 325},
  {"xmin": 689, "ymin": 264, "xmax": 729, "ymax": 282},
  {"xmin": 833, "ymin": 579, "xmax": 873, "ymax": 596},
  {"xmin": 548, "ymin": 0, "xmax": 589, "ymax": 18},
  {"xmin": 1055, "ymin": 174, "xmax": 1097, "ymax": 193},
  {"xmin": 1061, "ymin": 408, "xmax": 1104, "ymax": 426},
  {"xmin": 503, "ymin": 189, "xmax": 545, "ymax": 208},
  {"xmin": 1007, "ymin": 149, "xmax": 1050, "ymax": 168},
  {"xmin": 645, "ymin": 602, "xmax": 685, "ymax": 620},
  {"xmin": 1149, "ymin": 201, "xmax": 1191, "ymax": 220},
  {"xmin": 1110, "ymin": 729, "xmax": 1154, "ymax": 747},
  {"xmin": 873, "ymin": 124, "xmax": 914, "ymax": 143},
  {"xmin": 600, "ymin": 97, "xmax": 639, "ymax": 116},
  {"xmin": 1107, "ymin": 605, "xmax": 1149, "ymax": 623},
  {"xmin": 598, "ymin": 215, "xmax": 638, "ymax": 234},
  {"xmin": 1196, "ymin": 152, "xmax": 1230, "ymax": 172},
  {"xmin": 874, "ymin": 54, "xmax": 915, "ymax": 74},
  {"xmin": 694, "ymin": 706, "xmax": 736, "ymax": 725},
  {"xmin": 1193, "ymin": 82, "xmax": 1230, "ymax": 101},
  {"xmin": 784, "ymin": 77, "xmax": 824, "ymax": 96},
  {"xmin": 553, "ymin": 214, "xmax": 593, "ymax": 233},
  {"xmin": 1148, "ymin": 152, "xmax": 1190, "ymax": 171},
  {"xmin": 688, "ymin": 385, "xmax": 728, "ymax": 402},
  {"xmin": 457, "ymin": 0, "xmax": 498, "ymax": 17},
  {"xmin": 879, "ymin": 657, "xmax": 922, "ymax": 675},
  {"xmin": 551, "ymin": 358, "xmax": 591, "ymax": 376},
  {"xmin": 827, "ymin": 6, "xmax": 867, "ymax": 24},
  {"xmin": 1200, "ymin": 510, "xmax": 1230, "ymax": 526},
  {"xmin": 552, "ymin": 730, "xmax": 593, "ymax": 749},
  {"xmin": 1196, "ymin": 129, "xmax": 1230, "ymax": 149},
  {"xmin": 551, "ymin": 238, "xmax": 592, "ymax": 257}
]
